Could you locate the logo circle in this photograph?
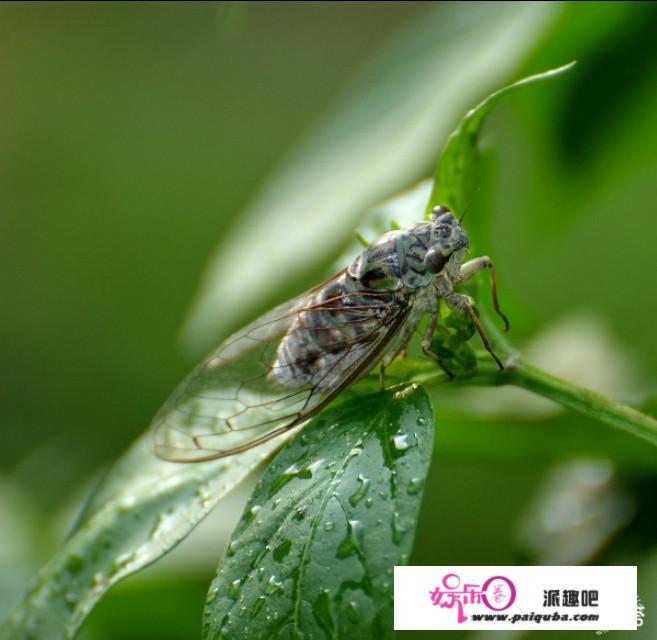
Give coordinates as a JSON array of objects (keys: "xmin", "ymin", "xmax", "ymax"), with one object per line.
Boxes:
[{"xmin": 481, "ymin": 576, "xmax": 516, "ymax": 611}]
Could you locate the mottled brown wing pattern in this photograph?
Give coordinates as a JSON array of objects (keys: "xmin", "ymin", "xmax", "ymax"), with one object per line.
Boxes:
[{"xmin": 152, "ymin": 270, "xmax": 408, "ymax": 462}]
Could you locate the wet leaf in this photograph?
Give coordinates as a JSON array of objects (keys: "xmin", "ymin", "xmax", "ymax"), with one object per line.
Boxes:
[
  {"xmin": 426, "ymin": 61, "xmax": 576, "ymax": 216},
  {"xmin": 0, "ymin": 432, "xmax": 293, "ymax": 640},
  {"xmin": 202, "ymin": 386, "xmax": 433, "ymax": 640}
]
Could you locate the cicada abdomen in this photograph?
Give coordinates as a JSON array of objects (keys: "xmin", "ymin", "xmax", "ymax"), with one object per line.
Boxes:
[{"xmin": 271, "ymin": 271, "xmax": 400, "ymax": 392}]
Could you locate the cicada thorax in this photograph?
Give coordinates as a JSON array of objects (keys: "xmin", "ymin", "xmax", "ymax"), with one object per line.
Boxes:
[
  {"xmin": 349, "ymin": 223, "xmax": 437, "ymax": 290},
  {"xmin": 270, "ymin": 223, "xmax": 435, "ymax": 392}
]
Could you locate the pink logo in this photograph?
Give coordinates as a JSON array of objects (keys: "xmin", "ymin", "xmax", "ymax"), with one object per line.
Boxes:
[{"xmin": 429, "ymin": 573, "xmax": 517, "ymax": 623}]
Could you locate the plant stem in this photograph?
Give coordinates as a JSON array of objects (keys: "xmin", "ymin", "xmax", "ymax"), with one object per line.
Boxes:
[{"xmin": 412, "ymin": 355, "xmax": 657, "ymax": 449}]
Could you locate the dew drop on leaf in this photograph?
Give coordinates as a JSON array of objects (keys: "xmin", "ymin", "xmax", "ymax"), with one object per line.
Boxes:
[
  {"xmin": 227, "ymin": 578, "xmax": 241, "ymax": 600},
  {"xmin": 348, "ymin": 474, "xmax": 371, "ymax": 507},
  {"xmin": 312, "ymin": 589, "xmax": 334, "ymax": 637},
  {"xmin": 251, "ymin": 595, "xmax": 266, "ymax": 618},
  {"xmin": 265, "ymin": 575, "xmax": 284, "ymax": 595},
  {"xmin": 345, "ymin": 600, "xmax": 362, "ymax": 624},
  {"xmin": 407, "ymin": 477, "xmax": 423, "ymax": 495},
  {"xmin": 336, "ymin": 519, "xmax": 363, "ymax": 559},
  {"xmin": 392, "ymin": 433, "xmax": 410, "ymax": 451},
  {"xmin": 391, "ymin": 511, "xmax": 406, "ymax": 545},
  {"xmin": 206, "ymin": 585, "xmax": 220, "ymax": 605},
  {"xmin": 273, "ymin": 539, "xmax": 291, "ymax": 562}
]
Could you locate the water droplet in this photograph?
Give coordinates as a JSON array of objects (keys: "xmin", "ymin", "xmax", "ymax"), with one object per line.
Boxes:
[
  {"xmin": 195, "ymin": 487, "xmax": 213, "ymax": 509},
  {"xmin": 273, "ymin": 539, "xmax": 291, "ymax": 562},
  {"xmin": 272, "ymin": 498, "xmax": 282, "ymax": 510},
  {"xmin": 392, "ymin": 511, "xmax": 406, "ymax": 545},
  {"xmin": 226, "ymin": 540, "xmax": 238, "ymax": 557},
  {"xmin": 348, "ymin": 474, "xmax": 371, "ymax": 507},
  {"xmin": 365, "ymin": 498, "xmax": 373, "ymax": 508},
  {"xmin": 392, "ymin": 433, "xmax": 410, "ymax": 451},
  {"xmin": 206, "ymin": 584, "xmax": 220, "ymax": 605},
  {"xmin": 336, "ymin": 520, "xmax": 363, "ymax": 559},
  {"xmin": 268, "ymin": 461, "xmax": 322, "ymax": 497},
  {"xmin": 253, "ymin": 545, "xmax": 270, "ymax": 567},
  {"xmin": 312, "ymin": 590, "xmax": 334, "ymax": 637},
  {"xmin": 407, "ymin": 477, "xmax": 423, "ymax": 495},
  {"xmin": 245, "ymin": 504, "xmax": 262, "ymax": 523},
  {"xmin": 265, "ymin": 575, "xmax": 284, "ymax": 595},
  {"xmin": 251, "ymin": 595, "xmax": 266, "ymax": 617},
  {"xmin": 227, "ymin": 578, "xmax": 241, "ymax": 600},
  {"xmin": 323, "ymin": 521, "xmax": 335, "ymax": 532},
  {"xmin": 294, "ymin": 507, "xmax": 305, "ymax": 521},
  {"xmin": 345, "ymin": 600, "xmax": 362, "ymax": 623},
  {"xmin": 417, "ymin": 416, "xmax": 427, "ymax": 426}
]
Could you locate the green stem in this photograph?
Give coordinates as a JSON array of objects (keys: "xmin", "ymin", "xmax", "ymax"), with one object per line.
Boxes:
[{"xmin": 412, "ymin": 356, "xmax": 657, "ymax": 449}]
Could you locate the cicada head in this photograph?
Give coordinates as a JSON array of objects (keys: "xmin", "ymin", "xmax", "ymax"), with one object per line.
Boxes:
[{"xmin": 424, "ymin": 204, "xmax": 469, "ymax": 275}]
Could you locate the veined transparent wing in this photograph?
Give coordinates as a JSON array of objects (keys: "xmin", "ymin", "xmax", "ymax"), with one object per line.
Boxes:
[{"xmin": 152, "ymin": 270, "xmax": 409, "ymax": 462}]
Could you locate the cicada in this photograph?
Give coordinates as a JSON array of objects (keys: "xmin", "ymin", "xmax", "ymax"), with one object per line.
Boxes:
[{"xmin": 153, "ymin": 205, "xmax": 509, "ymax": 462}]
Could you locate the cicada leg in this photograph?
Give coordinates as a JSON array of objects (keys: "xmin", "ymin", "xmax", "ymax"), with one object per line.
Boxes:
[
  {"xmin": 420, "ymin": 308, "xmax": 455, "ymax": 379},
  {"xmin": 456, "ymin": 256, "xmax": 510, "ymax": 331},
  {"xmin": 444, "ymin": 293, "xmax": 505, "ymax": 370}
]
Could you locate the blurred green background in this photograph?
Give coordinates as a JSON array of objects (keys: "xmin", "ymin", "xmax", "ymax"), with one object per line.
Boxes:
[{"xmin": 2, "ymin": 2, "xmax": 657, "ymax": 638}]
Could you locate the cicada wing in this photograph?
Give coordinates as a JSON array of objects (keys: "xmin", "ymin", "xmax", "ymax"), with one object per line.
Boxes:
[{"xmin": 152, "ymin": 269, "xmax": 408, "ymax": 462}]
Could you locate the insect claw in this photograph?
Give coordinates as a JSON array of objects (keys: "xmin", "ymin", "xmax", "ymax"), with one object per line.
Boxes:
[
  {"xmin": 492, "ymin": 351, "xmax": 505, "ymax": 371},
  {"xmin": 422, "ymin": 346, "xmax": 455, "ymax": 380}
]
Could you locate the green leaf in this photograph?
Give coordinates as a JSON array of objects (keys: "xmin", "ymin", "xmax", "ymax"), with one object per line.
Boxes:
[
  {"xmin": 182, "ymin": 2, "xmax": 559, "ymax": 355},
  {"xmin": 426, "ymin": 61, "xmax": 576, "ymax": 217},
  {"xmin": 1, "ymin": 432, "xmax": 292, "ymax": 640},
  {"xmin": 202, "ymin": 386, "xmax": 433, "ymax": 640}
]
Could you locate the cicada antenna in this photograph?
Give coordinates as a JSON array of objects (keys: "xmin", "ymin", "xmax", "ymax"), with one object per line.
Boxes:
[{"xmin": 458, "ymin": 199, "xmax": 473, "ymax": 224}]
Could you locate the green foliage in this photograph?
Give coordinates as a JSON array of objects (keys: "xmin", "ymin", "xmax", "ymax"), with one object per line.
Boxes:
[
  {"xmin": 202, "ymin": 388, "xmax": 433, "ymax": 639},
  {"xmin": 6, "ymin": 52, "xmax": 656, "ymax": 640},
  {"xmin": 4, "ymin": 5, "xmax": 657, "ymax": 640},
  {"xmin": 0, "ymin": 436, "xmax": 288, "ymax": 640},
  {"xmin": 426, "ymin": 62, "xmax": 576, "ymax": 216}
]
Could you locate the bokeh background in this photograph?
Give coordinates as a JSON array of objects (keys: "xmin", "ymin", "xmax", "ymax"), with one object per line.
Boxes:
[{"xmin": 2, "ymin": 2, "xmax": 657, "ymax": 638}]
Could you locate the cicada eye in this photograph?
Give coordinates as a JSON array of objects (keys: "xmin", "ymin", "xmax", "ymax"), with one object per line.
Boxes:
[
  {"xmin": 432, "ymin": 205, "xmax": 449, "ymax": 216},
  {"xmin": 424, "ymin": 247, "xmax": 448, "ymax": 274}
]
